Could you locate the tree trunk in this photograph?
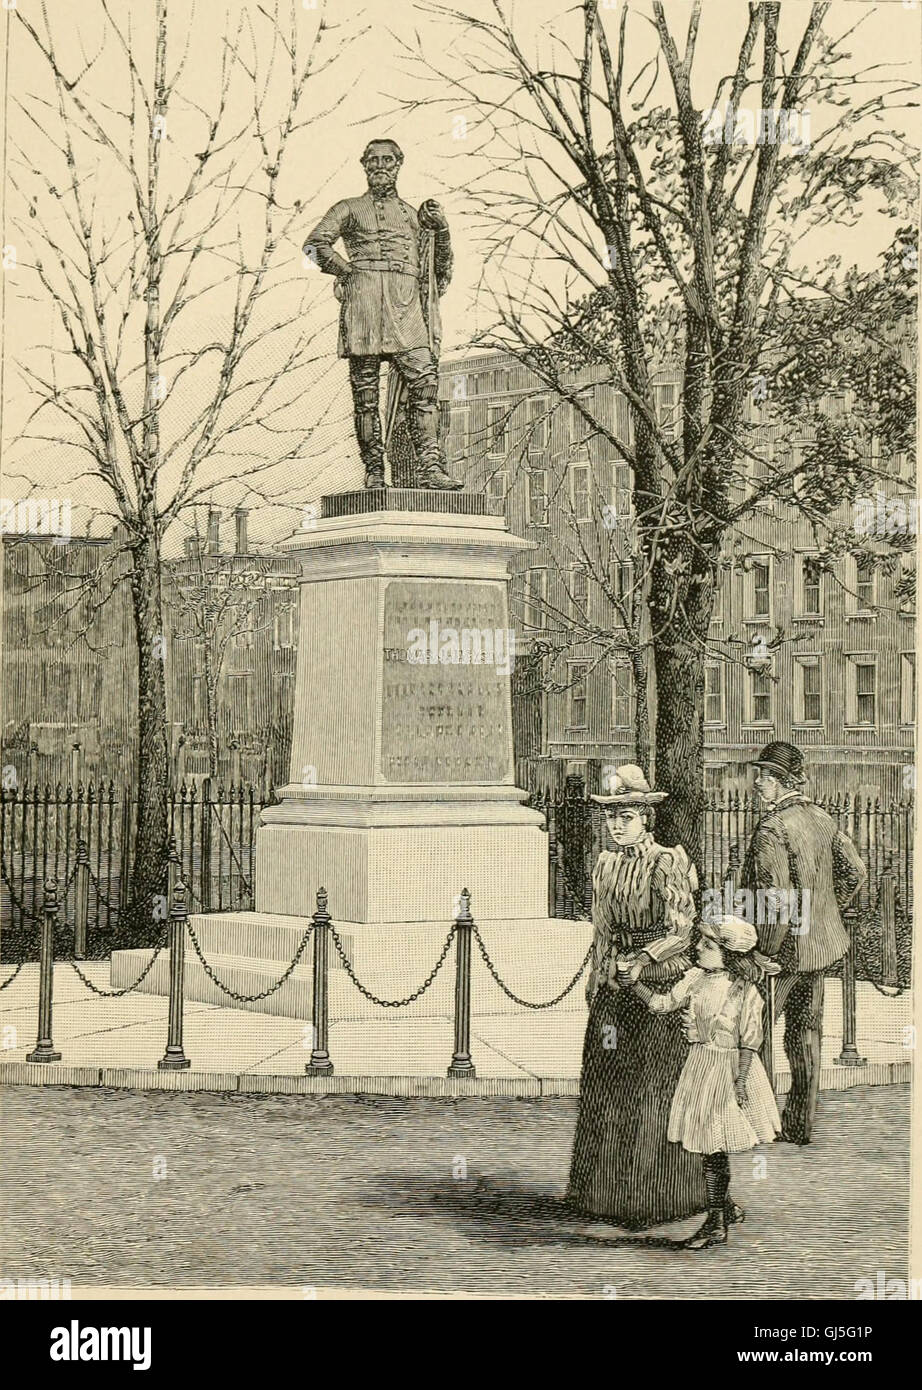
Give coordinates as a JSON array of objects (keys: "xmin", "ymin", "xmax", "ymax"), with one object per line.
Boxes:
[
  {"xmin": 128, "ymin": 534, "xmax": 170, "ymax": 936},
  {"xmin": 651, "ymin": 619, "xmax": 706, "ymax": 872},
  {"xmin": 647, "ymin": 544, "xmax": 714, "ymax": 875},
  {"xmin": 204, "ymin": 656, "xmax": 220, "ymax": 778}
]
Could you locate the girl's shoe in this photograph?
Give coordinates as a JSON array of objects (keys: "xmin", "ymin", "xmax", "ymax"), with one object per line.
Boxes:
[
  {"xmin": 682, "ymin": 1208, "xmax": 728, "ymax": 1249},
  {"xmin": 725, "ymin": 1199, "xmax": 745, "ymax": 1224}
]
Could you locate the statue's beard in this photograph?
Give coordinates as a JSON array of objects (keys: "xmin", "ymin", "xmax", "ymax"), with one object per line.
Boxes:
[{"xmin": 367, "ymin": 171, "xmax": 397, "ymax": 197}]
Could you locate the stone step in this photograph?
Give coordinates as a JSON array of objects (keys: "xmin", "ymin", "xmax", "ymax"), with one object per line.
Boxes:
[
  {"xmin": 183, "ymin": 910, "xmax": 591, "ymax": 964},
  {"xmin": 110, "ymin": 914, "xmax": 594, "ymax": 1021}
]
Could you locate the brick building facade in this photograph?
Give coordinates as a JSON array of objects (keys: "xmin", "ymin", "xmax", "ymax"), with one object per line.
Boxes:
[{"xmin": 438, "ymin": 350, "xmax": 916, "ymax": 802}]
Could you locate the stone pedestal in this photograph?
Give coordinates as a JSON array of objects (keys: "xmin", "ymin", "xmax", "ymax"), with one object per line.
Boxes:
[
  {"xmin": 256, "ymin": 489, "xmax": 546, "ymax": 924},
  {"xmin": 110, "ymin": 490, "xmax": 584, "ymax": 1027}
]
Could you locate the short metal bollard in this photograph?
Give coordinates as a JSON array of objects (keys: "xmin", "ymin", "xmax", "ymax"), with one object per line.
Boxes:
[
  {"xmin": 74, "ymin": 840, "xmax": 89, "ymax": 960},
  {"xmin": 159, "ymin": 877, "xmax": 191, "ymax": 1071},
  {"xmin": 447, "ymin": 888, "xmax": 476, "ymax": 1078},
  {"xmin": 306, "ymin": 887, "xmax": 334, "ymax": 1076},
  {"xmin": 27, "ymin": 879, "xmax": 62, "ymax": 1063},
  {"xmin": 835, "ymin": 908, "xmax": 866, "ymax": 1067}
]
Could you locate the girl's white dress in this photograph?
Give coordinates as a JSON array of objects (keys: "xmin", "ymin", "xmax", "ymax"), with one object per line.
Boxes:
[{"xmin": 647, "ymin": 967, "xmax": 782, "ymax": 1154}]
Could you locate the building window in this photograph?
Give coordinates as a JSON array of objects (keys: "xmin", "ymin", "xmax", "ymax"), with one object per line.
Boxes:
[
  {"xmin": 486, "ymin": 468, "xmax": 507, "ymax": 502},
  {"xmin": 571, "ymin": 387, "xmax": 594, "ymax": 435},
  {"xmin": 570, "ymin": 463, "xmax": 592, "ymax": 521},
  {"xmin": 228, "ymin": 673, "xmax": 252, "ymax": 730},
  {"xmin": 447, "ymin": 406, "xmax": 470, "ymax": 461},
  {"xmin": 799, "ymin": 556, "xmax": 823, "ymax": 617},
  {"xmin": 711, "ymin": 571, "xmax": 724, "ymax": 622},
  {"xmin": 610, "ymin": 661, "xmax": 632, "ymax": 728},
  {"xmin": 704, "ymin": 663, "xmax": 724, "ymax": 725},
  {"xmin": 527, "ymin": 397, "xmax": 549, "ymax": 452},
  {"xmin": 795, "ymin": 656, "xmax": 823, "ymax": 725},
  {"xmin": 569, "ymin": 564, "xmax": 589, "ymax": 621},
  {"xmin": 749, "ymin": 668, "xmax": 773, "ymax": 724},
  {"xmin": 192, "ymin": 673, "xmax": 207, "ymax": 725},
  {"xmin": 848, "ymin": 657, "xmax": 877, "ymax": 727},
  {"xmin": 855, "ymin": 555, "xmax": 876, "ymax": 610},
  {"xmin": 227, "ymin": 628, "xmax": 255, "ymax": 675},
  {"xmin": 900, "ymin": 651, "xmax": 916, "ymax": 725},
  {"xmin": 527, "ymin": 468, "xmax": 549, "ymax": 526},
  {"xmin": 525, "ymin": 567, "xmax": 547, "ymax": 629},
  {"xmin": 613, "ymin": 463, "xmax": 632, "ymax": 521},
  {"xmin": 748, "ymin": 448, "xmax": 773, "ymax": 507},
  {"xmin": 655, "ymin": 382, "xmax": 677, "ymax": 440},
  {"xmin": 898, "ymin": 552, "xmax": 915, "ymax": 614},
  {"xmin": 568, "ymin": 661, "xmax": 590, "ymax": 729},
  {"xmin": 612, "ymin": 559, "xmax": 633, "ymax": 619},
  {"xmin": 488, "ymin": 405, "xmax": 508, "ymax": 456},
  {"xmin": 750, "ymin": 558, "xmax": 771, "ymax": 619},
  {"xmin": 273, "ymin": 601, "xmax": 296, "ymax": 651}
]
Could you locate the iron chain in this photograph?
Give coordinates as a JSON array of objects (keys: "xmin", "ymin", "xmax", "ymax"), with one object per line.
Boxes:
[
  {"xmin": 472, "ymin": 923, "xmax": 592, "ymax": 1009},
  {"xmin": 328, "ymin": 920, "xmax": 457, "ymax": 1008},
  {"xmin": 67, "ymin": 927, "xmax": 170, "ymax": 997},
  {"xmin": 185, "ymin": 916, "xmax": 314, "ymax": 1003}
]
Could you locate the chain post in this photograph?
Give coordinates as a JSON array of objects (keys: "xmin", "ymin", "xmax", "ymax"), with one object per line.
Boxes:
[
  {"xmin": 835, "ymin": 907, "xmax": 867, "ymax": 1067},
  {"xmin": 27, "ymin": 878, "xmax": 62, "ymax": 1063},
  {"xmin": 73, "ymin": 840, "xmax": 90, "ymax": 960},
  {"xmin": 447, "ymin": 888, "xmax": 476, "ymax": 1078},
  {"xmin": 166, "ymin": 834, "xmax": 181, "ymax": 910},
  {"xmin": 159, "ymin": 876, "xmax": 191, "ymax": 1071},
  {"xmin": 306, "ymin": 887, "xmax": 334, "ymax": 1075}
]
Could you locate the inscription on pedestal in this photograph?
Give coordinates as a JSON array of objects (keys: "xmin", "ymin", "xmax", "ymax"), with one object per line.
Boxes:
[{"xmin": 381, "ymin": 579, "xmax": 513, "ymax": 783}]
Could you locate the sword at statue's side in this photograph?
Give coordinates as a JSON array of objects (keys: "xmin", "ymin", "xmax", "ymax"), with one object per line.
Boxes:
[{"xmin": 383, "ymin": 230, "xmax": 438, "ymax": 467}]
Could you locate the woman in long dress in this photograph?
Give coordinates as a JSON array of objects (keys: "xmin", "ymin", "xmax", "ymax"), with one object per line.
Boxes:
[{"xmin": 566, "ymin": 765, "xmax": 709, "ymax": 1229}]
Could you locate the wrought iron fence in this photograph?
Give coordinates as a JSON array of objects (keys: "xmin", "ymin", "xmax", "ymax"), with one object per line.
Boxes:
[
  {"xmin": 522, "ymin": 780, "xmax": 913, "ymax": 916},
  {"xmin": 0, "ymin": 781, "xmax": 272, "ymax": 957}
]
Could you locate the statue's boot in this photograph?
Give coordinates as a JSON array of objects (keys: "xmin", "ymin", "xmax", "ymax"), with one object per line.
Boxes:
[
  {"xmin": 417, "ymin": 460, "xmax": 464, "ymax": 490},
  {"xmin": 355, "ymin": 406, "xmax": 386, "ymax": 489},
  {"xmin": 407, "ymin": 379, "xmax": 463, "ymax": 490}
]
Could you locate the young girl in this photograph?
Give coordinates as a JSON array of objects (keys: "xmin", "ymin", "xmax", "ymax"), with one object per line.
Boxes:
[{"xmin": 621, "ymin": 914, "xmax": 782, "ymax": 1249}]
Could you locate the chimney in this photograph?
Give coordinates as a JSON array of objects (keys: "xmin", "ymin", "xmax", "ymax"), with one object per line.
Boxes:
[
  {"xmin": 234, "ymin": 507, "xmax": 248, "ymax": 556},
  {"xmin": 184, "ymin": 535, "xmax": 200, "ymax": 560},
  {"xmin": 206, "ymin": 508, "xmax": 221, "ymax": 555}
]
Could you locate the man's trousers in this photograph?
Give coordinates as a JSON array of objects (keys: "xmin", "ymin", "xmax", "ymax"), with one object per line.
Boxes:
[
  {"xmin": 348, "ymin": 348, "xmax": 443, "ymax": 477},
  {"xmin": 766, "ymin": 968, "xmax": 826, "ymax": 1144}
]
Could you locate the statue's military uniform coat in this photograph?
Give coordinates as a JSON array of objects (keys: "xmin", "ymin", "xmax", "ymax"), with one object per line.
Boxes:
[{"xmin": 305, "ymin": 191, "xmax": 452, "ymax": 357}]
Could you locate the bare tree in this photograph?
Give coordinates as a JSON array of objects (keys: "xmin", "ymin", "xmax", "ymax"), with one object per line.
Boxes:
[
  {"xmin": 169, "ymin": 518, "xmax": 284, "ymax": 780},
  {"xmin": 397, "ymin": 0, "xmax": 917, "ymax": 857},
  {"xmin": 6, "ymin": 0, "xmax": 357, "ymax": 921}
]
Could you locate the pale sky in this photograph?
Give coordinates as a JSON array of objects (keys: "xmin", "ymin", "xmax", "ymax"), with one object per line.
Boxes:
[{"xmin": 0, "ymin": 0, "xmax": 917, "ymax": 548}]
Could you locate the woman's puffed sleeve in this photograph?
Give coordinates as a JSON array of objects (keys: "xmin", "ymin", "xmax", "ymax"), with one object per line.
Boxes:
[
  {"xmin": 646, "ymin": 966, "xmax": 702, "ymax": 1013},
  {"xmin": 645, "ymin": 846, "xmax": 698, "ymax": 962},
  {"xmin": 739, "ymin": 983, "xmax": 765, "ymax": 1050}
]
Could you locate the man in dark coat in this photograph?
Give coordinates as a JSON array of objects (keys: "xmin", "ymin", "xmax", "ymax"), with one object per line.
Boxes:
[
  {"xmin": 303, "ymin": 138, "xmax": 462, "ymax": 490},
  {"xmin": 741, "ymin": 741, "xmax": 866, "ymax": 1144}
]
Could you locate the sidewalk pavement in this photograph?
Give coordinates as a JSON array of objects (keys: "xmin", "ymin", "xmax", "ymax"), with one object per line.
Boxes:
[{"xmin": 0, "ymin": 962, "xmax": 912, "ymax": 1098}]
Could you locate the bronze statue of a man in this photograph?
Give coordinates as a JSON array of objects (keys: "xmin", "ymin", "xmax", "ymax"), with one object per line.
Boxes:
[{"xmin": 303, "ymin": 139, "xmax": 463, "ymax": 491}]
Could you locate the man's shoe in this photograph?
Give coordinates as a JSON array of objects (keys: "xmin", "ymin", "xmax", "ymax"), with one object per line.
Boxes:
[
  {"xmin": 417, "ymin": 463, "xmax": 463, "ymax": 491},
  {"xmin": 682, "ymin": 1208, "xmax": 728, "ymax": 1250},
  {"xmin": 364, "ymin": 468, "xmax": 386, "ymax": 490}
]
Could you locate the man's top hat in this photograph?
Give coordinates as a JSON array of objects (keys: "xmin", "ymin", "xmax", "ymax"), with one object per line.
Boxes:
[{"xmin": 749, "ymin": 740, "xmax": 805, "ymax": 782}]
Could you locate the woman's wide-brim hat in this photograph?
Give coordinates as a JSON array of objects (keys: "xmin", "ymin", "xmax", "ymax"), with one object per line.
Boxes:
[
  {"xmin": 749, "ymin": 740, "xmax": 805, "ymax": 782},
  {"xmin": 590, "ymin": 763, "xmax": 667, "ymax": 807}
]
